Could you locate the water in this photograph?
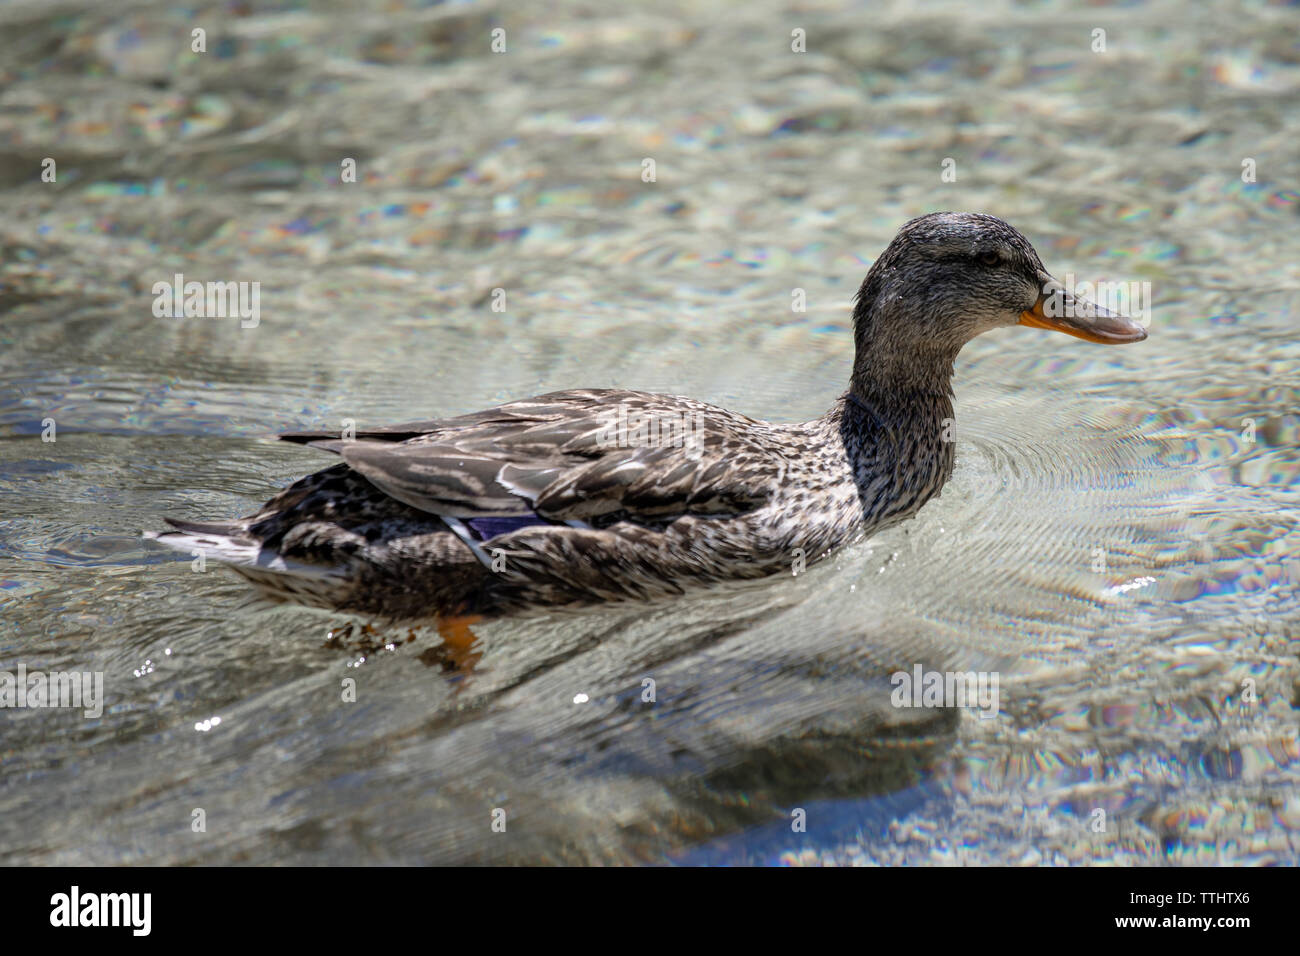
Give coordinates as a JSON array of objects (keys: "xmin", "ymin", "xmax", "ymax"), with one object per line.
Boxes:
[{"xmin": 1, "ymin": 0, "xmax": 1298, "ymax": 864}]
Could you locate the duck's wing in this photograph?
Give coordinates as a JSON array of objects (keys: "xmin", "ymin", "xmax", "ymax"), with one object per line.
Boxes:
[{"xmin": 278, "ymin": 389, "xmax": 775, "ymax": 523}]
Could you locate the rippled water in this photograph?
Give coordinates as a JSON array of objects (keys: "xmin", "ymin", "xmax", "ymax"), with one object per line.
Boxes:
[{"xmin": 1, "ymin": 0, "xmax": 1298, "ymax": 864}]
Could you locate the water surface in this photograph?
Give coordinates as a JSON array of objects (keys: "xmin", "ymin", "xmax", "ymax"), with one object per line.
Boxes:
[{"xmin": 1, "ymin": 0, "xmax": 1298, "ymax": 864}]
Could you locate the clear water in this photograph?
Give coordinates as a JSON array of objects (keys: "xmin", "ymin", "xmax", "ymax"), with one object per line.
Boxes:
[{"xmin": 1, "ymin": 0, "xmax": 1298, "ymax": 864}]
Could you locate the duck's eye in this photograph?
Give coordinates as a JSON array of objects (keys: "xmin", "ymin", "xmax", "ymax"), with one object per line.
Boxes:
[{"xmin": 978, "ymin": 251, "xmax": 1001, "ymax": 266}]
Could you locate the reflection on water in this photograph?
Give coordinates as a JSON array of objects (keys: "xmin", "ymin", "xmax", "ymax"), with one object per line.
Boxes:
[{"xmin": 1, "ymin": 0, "xmax": 1297, "ymax": 864}]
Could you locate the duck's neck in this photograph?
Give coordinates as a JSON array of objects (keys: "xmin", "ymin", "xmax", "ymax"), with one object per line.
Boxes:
[
  {"xmin": 847, "ymin": 345, "xmax": 958, "ymax": 427},
  {"xmin": 846, "ymin": 268, "xmax": 963, "ymax": 414},
  {"xmin": 833, "ymin": 346, "xmax": 958, "ymax": 526}
]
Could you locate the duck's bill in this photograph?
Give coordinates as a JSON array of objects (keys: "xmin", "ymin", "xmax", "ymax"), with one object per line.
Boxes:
[{"xmin": 1019, "ymin": 280, "xmax": 1147, "ymax": 344}]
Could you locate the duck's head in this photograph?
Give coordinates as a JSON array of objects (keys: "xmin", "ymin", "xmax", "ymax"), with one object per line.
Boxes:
[{"xmin": 851, "ymin": 212, "xmax": 1146, "ymax": 394}]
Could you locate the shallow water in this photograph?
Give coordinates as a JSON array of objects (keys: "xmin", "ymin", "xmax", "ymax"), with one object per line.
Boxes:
[{"xmin": 1, "ymin": 0, "xmax": 1298, "ymax": 864}]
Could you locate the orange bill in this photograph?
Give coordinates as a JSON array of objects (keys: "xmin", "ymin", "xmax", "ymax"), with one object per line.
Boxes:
[{"xmin": 1019, "ymin": 277, "xmax": 1148, "ymax": 344}]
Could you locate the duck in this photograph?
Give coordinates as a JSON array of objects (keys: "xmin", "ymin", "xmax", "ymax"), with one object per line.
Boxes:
[{"xmin": 151, "ymin": 213, "xmax": 1146, "ymax": 652}]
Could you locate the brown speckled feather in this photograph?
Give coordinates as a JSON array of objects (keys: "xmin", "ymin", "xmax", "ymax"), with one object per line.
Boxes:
[{"xmin": 285, "ymin": 390, "xmax": 770, "ymax": 522}]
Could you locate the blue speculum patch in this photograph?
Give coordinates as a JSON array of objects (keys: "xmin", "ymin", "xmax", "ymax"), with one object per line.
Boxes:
[{"xmin": 463, "ymin": 514, "xmax": 555, "ymax": 541}]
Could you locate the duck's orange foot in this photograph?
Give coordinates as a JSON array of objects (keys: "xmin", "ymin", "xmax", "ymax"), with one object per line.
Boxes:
[
  {"xmin": 420, "ymin": 613, "xmax": 484, "ymax": 673},
  {"xmin": 323, "ymin": 621, "xmax": 355, "ymax": 648}
]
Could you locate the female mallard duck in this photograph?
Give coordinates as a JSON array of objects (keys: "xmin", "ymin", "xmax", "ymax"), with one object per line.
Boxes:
[{"xmin": 154, "ymin": 213, "xmax": 1146, "ymax": 646}]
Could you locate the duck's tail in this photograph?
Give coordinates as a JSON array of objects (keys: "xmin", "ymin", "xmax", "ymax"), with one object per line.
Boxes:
[{"xmin": 146, "ymin": 518, "xmax": 351, "ymax": 609}]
